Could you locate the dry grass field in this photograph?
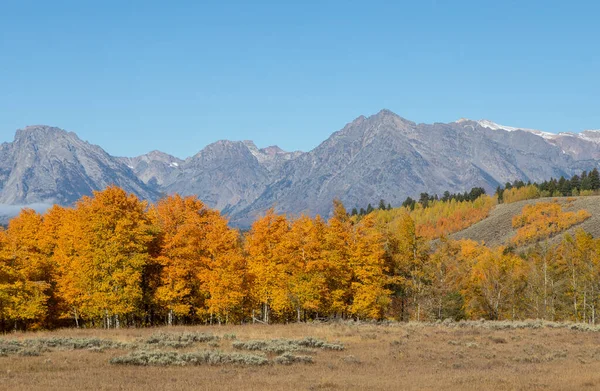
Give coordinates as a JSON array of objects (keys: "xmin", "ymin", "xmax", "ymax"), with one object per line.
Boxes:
[
  {"xmin": 451, "ymin": 195, "xmax": 600, "ymax": 247},
  {"xmin": 2, "ymin": 321, "xmax": 600, "ymax": 391}
]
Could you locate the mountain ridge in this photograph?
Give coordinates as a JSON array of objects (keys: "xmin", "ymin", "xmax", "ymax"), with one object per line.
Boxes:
[{"xmin": 2, "ymin": 110, "xmax": 599, "ymax": 225}]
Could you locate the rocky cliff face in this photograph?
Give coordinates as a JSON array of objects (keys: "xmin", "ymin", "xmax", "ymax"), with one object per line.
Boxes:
[
  {"xmin": 0, "ymin": 125, "xmax": 159, "ymax": 205},
  {"xmin": 2, "ymin": 112, "xmax": 599, "ymax": 226},
  {"xmin": 232, "ymin": 110, "xmax": 595, "ymax": 225},
  {"xmin": 118, "ymin": 150, "xmax": 183, "ymax": 190}
]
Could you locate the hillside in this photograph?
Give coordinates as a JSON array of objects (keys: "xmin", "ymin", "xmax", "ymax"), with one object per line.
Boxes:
[{"xmin": 451, "ymin": 195, "xmax": 600, "ymax": 247}]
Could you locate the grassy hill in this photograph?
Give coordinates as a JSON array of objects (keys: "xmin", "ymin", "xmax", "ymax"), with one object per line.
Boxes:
[{"xmin": 450, "ymin": 196, "xmax": 600, "ymax": 247}]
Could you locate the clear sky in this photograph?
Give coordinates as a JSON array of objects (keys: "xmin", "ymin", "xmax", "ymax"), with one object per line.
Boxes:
[{"xmin": 1, "ymin": 0, "xmax": 598, "ymax": 158}]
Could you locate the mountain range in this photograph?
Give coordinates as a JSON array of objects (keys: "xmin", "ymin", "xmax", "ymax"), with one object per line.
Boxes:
[{"xmin": 1, "ymin": 110, "xmax": 599, "ymax": 226}]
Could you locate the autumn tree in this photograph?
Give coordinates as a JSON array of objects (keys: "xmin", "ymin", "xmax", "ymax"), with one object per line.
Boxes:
[
  {"xmin": 54, "ymin": 186, "xmax": 155, "ymax": 328},
  {"xmin": 284, "ymin": 215, "xmax": 330, "ymax": 321},
  {"xmin": 152, "ymin": 194, "xmax": 244, "ymax": 325},
  {"xmin": 348, "ymin": 214, "xmax": 390, "ymax": 319},
  {"xmin": 463, "ymin": 245, "xmax": 527, "ymax": 320},
  {"xmin": 245, "ymin": 209, "xmax": 291, "ymax": 323},
  {"xmin": 322, "ymin": 199, "xmax": 355, "ymax": 318},
  {"xmin": 373, "ymin": 209, "xmax": 430, "ymax": 320}
]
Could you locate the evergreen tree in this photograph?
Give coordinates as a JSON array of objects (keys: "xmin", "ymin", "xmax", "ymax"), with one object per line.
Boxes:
[
  {"xmin": 570, "ymin": 175, "xmax": 581, "ymax": 191},
  {"xmin": 558, "ymin": 176, "xmax": 568, "ymax": 196},
  {"xmin": 496, "ymin": 186, "xmax": 504, "ymax": 203},
  {"xmin": 590, "ymin": 168, "xmax": 600, "ymax": 190},
  {"xmin": 402, "ymin": 197, "xmax": 416, "ymax": 210},
  {"xmin": 419, "ymin": 193, "xmax": 430, "ymax": 208}
]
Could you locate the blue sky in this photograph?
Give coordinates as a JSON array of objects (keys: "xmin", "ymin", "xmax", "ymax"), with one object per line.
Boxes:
[{"xmin": 1, "ymin": 0, "xmax": 598, "ymax": 158}]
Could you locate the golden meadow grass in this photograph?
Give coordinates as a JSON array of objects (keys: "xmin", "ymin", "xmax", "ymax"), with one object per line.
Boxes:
[{"xmin": 2, "ymin": 321, "xmax": 600, "ymax": 390}]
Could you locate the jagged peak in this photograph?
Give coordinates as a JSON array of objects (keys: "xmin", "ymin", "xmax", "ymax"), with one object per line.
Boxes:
[
  {"xmin": 15, "ymin": 125, "xmax": 69, "ymax": 139},
  {"xmin": 368, "ymin": 109, "xmax": 416, "ymax": 127},
  {"xmin": 371, "ymin": 108, "xmax": 402, "ymax": 119},
  {"xmin": 260, "ymin": 145, "xmax": 286, "ymax": 155},
  {"xmin": 242, "ymin": 140, "xmax": 258, "ymax": 149},
  {"xmin": 144, "ymin": 149, "xmax": 179, "ymax": 159}
]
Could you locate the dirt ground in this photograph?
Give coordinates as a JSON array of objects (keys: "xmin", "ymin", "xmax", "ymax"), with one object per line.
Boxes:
[{"xmin": 1, "ymin": 321, "xmax": 600, "ymax": 391}]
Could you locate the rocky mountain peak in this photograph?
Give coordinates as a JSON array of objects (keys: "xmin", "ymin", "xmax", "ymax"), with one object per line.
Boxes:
[
  {"xmin": 0, "ymin": 125, "xmax": 159, "ymax": 206},
  {"xmin": 1, "ymin": 110, "xmax": 599, "ymax": 227},
  {"xmin": 14, "ymin": 125, "xmax": 71, "ymax": 142},
  {"xmin": 260, "ymin": 145, "xmax": 286, "ymax": 156}
]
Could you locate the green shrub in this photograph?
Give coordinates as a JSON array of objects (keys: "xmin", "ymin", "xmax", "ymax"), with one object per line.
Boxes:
[
  {"xmin": 274, "ymin": 352, "xmax": 314, "ymax": 365},
  {"xmin": 142, "ymin": 332, "xmax": 219, "ymax": 348},
  {"xmin": 233, "ymin": 337, "xmax": 343, "ymax": 354},
  {"xmin": 110, "ymin": 350, "xmax": 268, "ymax": 366},
  {"xmin": 0, "ymin": 337, "xmax": 128, "ymax": 357}
]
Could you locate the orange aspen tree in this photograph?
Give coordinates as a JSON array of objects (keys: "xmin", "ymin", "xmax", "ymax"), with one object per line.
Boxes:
[
  {"xmin": 152, "ymin": 195, "xmax": 212, "ymax": 323},
  {"xmin": 51, "ymin": 206, "xmax": 92, "ymax": 327},
  {"xmin": 152, "ymin": 194, "xmax": 245, "ymax": 324},
  {"xmin": 196, "ymin": 205, "xmax": 245, "ymax": 324}
]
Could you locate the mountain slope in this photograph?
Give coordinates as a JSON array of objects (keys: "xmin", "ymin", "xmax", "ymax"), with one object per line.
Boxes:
[
  {"xmin": 1, "ymin": 111, "xmax": 599, "ymax": 226},
  {"xmin": 231, "ymin": 110, "xmax": 597, "ymax": 225},
  {"xmin": 118, "ymin": 150, "xmax": 183, "ymax": 190},
  {"xmin": 451, "ymin": 196, "xmax": 600, "ymax": 247},
  {"xmin": 0, "ymin": 126, "xmax": 159, "ymax": 205}
]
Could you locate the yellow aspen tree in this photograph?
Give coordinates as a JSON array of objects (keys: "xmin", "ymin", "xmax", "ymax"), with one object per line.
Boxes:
[
  {"xmin": 198, "ymin": 209, "xmax": 246, "ymax": 324},
  {"xmin": 349, "ymin": 213, "xmax": 390, "ymax": 319},
  {"xmin": 64, "ymin": 186, "xmax": 154, "ymax": 328},
  {"xmin": 428, "ymin": 238, "xmax": 467, "ymax": 320},
  {"xmin": 376, "ymin": 209, "xmax": 430, "ymax": 321},
  {"xmin": 245, "ymin": 208, "xmax": 290, "ymax": 323},
  {"xmin": 1, "ymin": 209, "xmax": 52, "ymax": 329},
  {"xmin": 575, "ymin": 230, "xmax": 600, "ymax": 324},
  {"xmin": 556, "ymin": 233, "xmax": 586, "ymax": 321},
  {"xmin": 286, "ymin": 215, "xmax": 329, "ymax": 321},
  {"xmin": 464, "ymin": 246, "xmax": 527, "ymax": 320},
  {"xmin": 323, "ymin": 199, "xmax": 354, "ymax": 318}
]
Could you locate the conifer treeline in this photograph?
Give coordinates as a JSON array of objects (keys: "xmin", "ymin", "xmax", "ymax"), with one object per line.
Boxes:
[
  {"xmin": 496, "ymin": 168, "xmax": 600, "ymax": 202},
  {"xmin": 0, "ymin": 186, "xmax": 599, "ymax": 331}
]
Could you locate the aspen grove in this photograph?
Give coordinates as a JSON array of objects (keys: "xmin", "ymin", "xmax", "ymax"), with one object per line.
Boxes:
[{"xmin": 1, "ymin": 186, "xmax": 599, "ymax": 331}]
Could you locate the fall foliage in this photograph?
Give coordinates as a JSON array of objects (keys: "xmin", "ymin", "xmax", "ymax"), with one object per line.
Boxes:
[
  {"xmin": 502, "ymin": 185, "xmax": 541, "ymax": 204},
  {"xmin": 2, "ymin": 186, "xmax": 600, "ymax": 331},
  {"xmin": 511, "ymin": 201, "xmax": 591, "ymax": 246},
  {"xmin": 409, "ymin": 195, "xmax": 496, "ymax": 239}
]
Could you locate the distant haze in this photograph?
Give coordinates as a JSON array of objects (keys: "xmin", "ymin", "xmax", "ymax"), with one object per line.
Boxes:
[{"xmin": 0, "ymin": 202, "xmax": 54, "ymax": 222}]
